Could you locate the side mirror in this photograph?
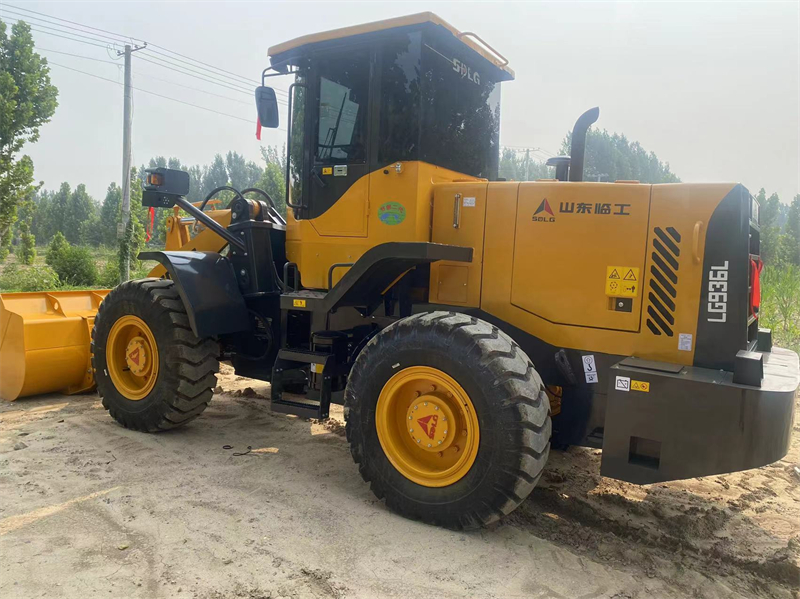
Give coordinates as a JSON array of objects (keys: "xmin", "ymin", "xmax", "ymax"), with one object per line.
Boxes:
[
  {"xmin": 255, "ymin": 86, "xmax": 279, "ymax": 129},
  {"xmin": 142, "ymin": 167, "xmax": 190, "ymax": 208}
]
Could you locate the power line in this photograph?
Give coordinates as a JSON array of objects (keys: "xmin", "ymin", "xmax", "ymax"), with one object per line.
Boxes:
[
  {"xmin": 135, "ymin": 54, "xmax": 288, "ymax": 106},
  {"xmin": 135, "ymin": 53, "xmax": 252, "ymax": 94},
  {"xmin": 3, "ymin": 3, "xmax": 146, "ymax": 44},
  {"xmin": 145, "ymin": 45, "xmax": 289, "ymax": 98},
  {"xmin": 6, "ymin": 21, "xmax": 111, "ymax": 49},
  {"xmin": 0, "ymin": 6, "xmax": 133, "ymax": 46},
  {"xmin": 48, "ymin": 61, "xmax": 256, "ymax": 124},
  {"xmin": 133, "ymin": 71, "xmax": 253, "ymax": 106},
  {"xmin": 16, "ymin": 19, "xmax": 277, "ymax": 106},
  {"xmin": 502, "ymin": 145, "xmax": 557, "ymax": 158},
  {"xmin": 39, "ymin": 47, "xmax": 121, "ymax": 64},
  {"xmin": 8, "ymin": 6, "xmax": 290, "ymax": 133},
  {"xmin": 2, "ymin": 16, "xmax": 120, "ymax": 48},
  {"xmin": 37, "ymin": 47, "xmax": 266, "ymax": 109},
  {"xmin": 140, "ymin": 49, "xmax": 287, "ymax": 98},
  {"xmin": 143, "ymin": 46, "xmax": 257, "ymax": 87},
  {"xmin": 4, "ymin": 3, "xmax": 289, "ymax": 98}
]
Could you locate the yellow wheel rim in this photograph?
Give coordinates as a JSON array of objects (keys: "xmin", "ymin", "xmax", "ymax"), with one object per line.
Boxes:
[
  {"xmin": 106, "ymin": 315, "xmax": 159, "ymax": 400},
  {"xmin": 376, "ymin": 366, "xmax": 480, "ymax": 487}
]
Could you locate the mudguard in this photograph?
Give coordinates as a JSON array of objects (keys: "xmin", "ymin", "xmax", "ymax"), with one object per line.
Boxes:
[{"xmin": 139, "ymin": 251, "xmax": 250, "ymax": 338}]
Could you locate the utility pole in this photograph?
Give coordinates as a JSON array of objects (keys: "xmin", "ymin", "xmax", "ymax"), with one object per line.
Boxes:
[
  {"xmin": 121, "ymin": 44, "xmax": 132, "ymax": 281},
  {"xmin": 118, "ymin": 43, "xmax": 146, "ymax": 281},
  {"xmin": 524, "ymin": 149, "xmax": 530, "ymax": 182}
]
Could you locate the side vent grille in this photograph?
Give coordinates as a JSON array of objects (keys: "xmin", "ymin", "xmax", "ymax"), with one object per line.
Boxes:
[{"xmin": 646, "ymin": 227, "xmax": 681, "ymax": 336}]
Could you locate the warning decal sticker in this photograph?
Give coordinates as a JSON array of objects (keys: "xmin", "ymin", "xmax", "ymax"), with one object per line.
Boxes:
[
  {"xmin": 631, "ymin": 380, "xmax": 650, "ymax": 392},
  {"xmin": 606, "ymin": 266, "xmax": 640, "ymax": 297},
  {"xmin": 582, "ymin": 354, "xmax": 598, "ymax": 384}
]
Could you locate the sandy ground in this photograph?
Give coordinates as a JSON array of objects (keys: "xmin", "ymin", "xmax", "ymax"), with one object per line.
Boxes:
[{"xmin": 1, "ymin": 363, "xmax": 798, "ymax": 599}]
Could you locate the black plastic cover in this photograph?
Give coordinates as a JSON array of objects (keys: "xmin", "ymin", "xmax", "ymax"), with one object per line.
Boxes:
[{"xmin": 139, "ymin": 251, "xmax": 250, "ymax": 339}]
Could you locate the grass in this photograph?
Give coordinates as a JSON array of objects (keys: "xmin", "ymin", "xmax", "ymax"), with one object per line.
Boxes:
[{"xmin": 0, "ymin": 245, "xmax": 156, "ymax": 292}]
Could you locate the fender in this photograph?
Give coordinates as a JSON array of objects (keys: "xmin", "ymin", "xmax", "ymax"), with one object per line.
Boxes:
[{"xmin": 139, "ymin": 251, "xmax": 250, "ymax": 338}]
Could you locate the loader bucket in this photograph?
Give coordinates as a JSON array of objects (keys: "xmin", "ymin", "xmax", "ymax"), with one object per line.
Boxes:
[{"xmin": 0, "ymin": 290, "xmax": 109, "ymax": 401}]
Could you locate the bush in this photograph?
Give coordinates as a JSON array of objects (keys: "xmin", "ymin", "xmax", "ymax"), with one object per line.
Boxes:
[
  {"xmin": 50, "ymin": 244, "xmax": 97, "ymax": 287},
  {"xmin": 99, "ymin": 258, "xmax": 121, "ymax": 288},
  {"xmin": 46, "ymin": 231, "xmax": 68, "ymax": 267},
  {"xmin": 0, "ymin": 265, "xmax": 60, "ymax": 292},
  {"xmin": 760, "ymin": 264, "xmax": 800, "ymax": 352}
]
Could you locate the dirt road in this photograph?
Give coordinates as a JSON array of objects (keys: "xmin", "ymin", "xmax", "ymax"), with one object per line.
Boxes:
[{"xmin": 1, "ymin": 364, "xmax": 798, "ymax": 598}]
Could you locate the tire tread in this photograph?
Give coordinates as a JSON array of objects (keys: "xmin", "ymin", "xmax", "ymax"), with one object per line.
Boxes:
[
  {"xmin": 92, "ymin": 278, "xmax": 218, "ymax": 432},
  {"xmin": 345, "ymin": 310, "xmax": 550, "ymax": 529}
]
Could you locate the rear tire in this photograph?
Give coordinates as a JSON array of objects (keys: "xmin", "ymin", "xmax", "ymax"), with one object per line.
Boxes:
[
  {"xmin": 345, "ymin": 311, "xmax": 551, "ymax": 529},
  {"xmin": 92, "ymin": 279, "xmax": 219, "ymax": 432}
]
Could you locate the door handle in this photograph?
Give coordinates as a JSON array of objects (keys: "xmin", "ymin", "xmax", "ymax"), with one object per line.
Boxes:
[{"xmin": 453, "ymin": 193, "xmax": 461, "ymax": 229}]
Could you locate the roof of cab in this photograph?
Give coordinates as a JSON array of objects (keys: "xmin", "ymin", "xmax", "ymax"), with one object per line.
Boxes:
[{"xmin": 267, "ymin": 12, "xmax": 514, "ymax": 79}]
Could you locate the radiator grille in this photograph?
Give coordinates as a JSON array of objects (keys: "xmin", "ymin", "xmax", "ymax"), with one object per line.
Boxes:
[{"xmin": 646, "ymin": 227, "xmax": 681, "ymax": 336}]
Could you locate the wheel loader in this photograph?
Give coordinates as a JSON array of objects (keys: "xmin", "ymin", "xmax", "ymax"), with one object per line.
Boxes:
[{"xmin": 1, "ymin": 12, "xmax": 797, "ymax": 529}]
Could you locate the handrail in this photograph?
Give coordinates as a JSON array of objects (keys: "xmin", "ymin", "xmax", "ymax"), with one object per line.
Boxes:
[
  {"xmin": 328, "ymin": 263, "xmax": 354, "ymax": 290},
  {"xmin": 692, "ymin": 221, "xmax": 704, "ymax": 264},
  {"xmin": 456, "ymin": 32, "xmax": 509, "ymax": 67},
  {"xmin": 285, "ymin": 81, "xmax": 307, "ymax": 211},
  {"xmin": 283, "ymin": 262, "xmax": 300, "ymax": 292}
]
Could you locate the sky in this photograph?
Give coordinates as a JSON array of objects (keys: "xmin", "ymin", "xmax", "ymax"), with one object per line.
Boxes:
[{"xmin": 2, "ymin": 1, "xmax": 799, "ymax": 203}]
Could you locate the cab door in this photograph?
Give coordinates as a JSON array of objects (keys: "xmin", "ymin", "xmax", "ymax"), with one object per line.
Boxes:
[{"xmin": 305, "ymin": 49, "xmax": 372, "ymax": 237}]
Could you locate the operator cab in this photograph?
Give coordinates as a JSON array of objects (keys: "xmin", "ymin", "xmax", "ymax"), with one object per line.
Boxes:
[{"xmin": 256, "ymin": 12, "xmax": 514, "ymax": 221}]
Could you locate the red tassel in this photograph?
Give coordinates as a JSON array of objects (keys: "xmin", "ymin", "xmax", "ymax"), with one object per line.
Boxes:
[
  {"xmin": 145, "ymin": 206, "xmax": 155, "ymax": 242},
  {"xmin": 750, "ymin": 258, "xmax": 763, "ymax": 316},
  {"xmin": 256, "ymin": 117, "xmax": 262, "ymax": 141}
]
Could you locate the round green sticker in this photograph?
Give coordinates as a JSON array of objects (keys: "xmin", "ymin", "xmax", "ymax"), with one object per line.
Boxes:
[{"xmin": 378, "ymin": 201, "xmax": 406, "ymax": 226}]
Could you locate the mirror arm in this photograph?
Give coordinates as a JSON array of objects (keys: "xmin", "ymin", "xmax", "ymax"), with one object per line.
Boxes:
[{"xmin": 173, "ymin": 195, "xmax": 246, "ymax": 251}]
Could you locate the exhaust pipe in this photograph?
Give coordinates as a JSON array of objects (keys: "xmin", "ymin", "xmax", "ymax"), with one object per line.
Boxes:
[{"xmin": 568, "ymin": 107, "xmax": 600, "ymax": 182}]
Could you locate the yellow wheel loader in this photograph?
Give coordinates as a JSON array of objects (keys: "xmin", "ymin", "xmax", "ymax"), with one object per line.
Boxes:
[{"xmin": 2, "ymin": 12, "xmax": 797, "ymax": 529}]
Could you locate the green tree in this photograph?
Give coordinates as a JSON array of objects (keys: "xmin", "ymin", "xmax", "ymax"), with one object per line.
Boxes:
[
  {"xmin": 202, "ymin": 154, "xmax": 229, "ymax": 197},
  {"xmin": 0, "ymin": 20, "xmax": 58, "ymax": 259},
  {"xmin": 759, "ymin": 190, "xmax": 783, "ymax": 265},
  {"xmin": 498, "ymin": 148, "xmax": 550, "ymax": 181},
  {"xmin": 30, "ymin": 188, "xmax": 52, "ymax": 240},
  {"xmin": 118, "ymin": 168, "xmax": 147, "ymax": 280},
  {"xmin": 785, "ymin": 194, "xmax": 800, "ymax": 266},
  {"xmin": 45, "ymin": 231, "xmax": 68, "ymax": 266},
  {"xmin": 559, "ymin": 129, "xmax": 680, "ymax": 183},
  {"xmin": 62, "ymin": 184, "xmax": 96, "ymax": 244},
  {"xmin": 99, "ymin": 183, "xmax": 122, "ymax": 246},
  {"xmin": 118, "ymin": 214, "xmax": 145, "ymax": 281},
  {"xmin": 46, "ymin": 182, "xmax": 71, "ymax": 239},
  {"xmin": 226, "ymin": 150, "xmax": 263, "ymax": 190},
  {"xmin": 186, "ymin": 164, "xmax": 204, "ymax": 203},
  {"xmin": 760, "ymin": 264, "xmax": 800, "ymax": 345},
  {"xmin": 17, "ymin": 196, "xmax": 35, "ymax": 264},
  {"xmin": 257, "ymin": 145, "xmax": 287, "ymax": 215}
]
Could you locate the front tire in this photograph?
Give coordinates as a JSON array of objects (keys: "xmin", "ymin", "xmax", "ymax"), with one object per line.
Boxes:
[
  {"xmin": 345, "ymin": 312, "xmax": 551, "ymax": 529},
  {"xmin": 92, "ymin": 279, "xmax": 219, "ymax": 432}
]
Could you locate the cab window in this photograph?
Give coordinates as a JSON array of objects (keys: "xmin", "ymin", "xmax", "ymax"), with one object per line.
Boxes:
[{"xmin": 314, "ymin": 54, "xmax": 369, "ymax": 164}]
